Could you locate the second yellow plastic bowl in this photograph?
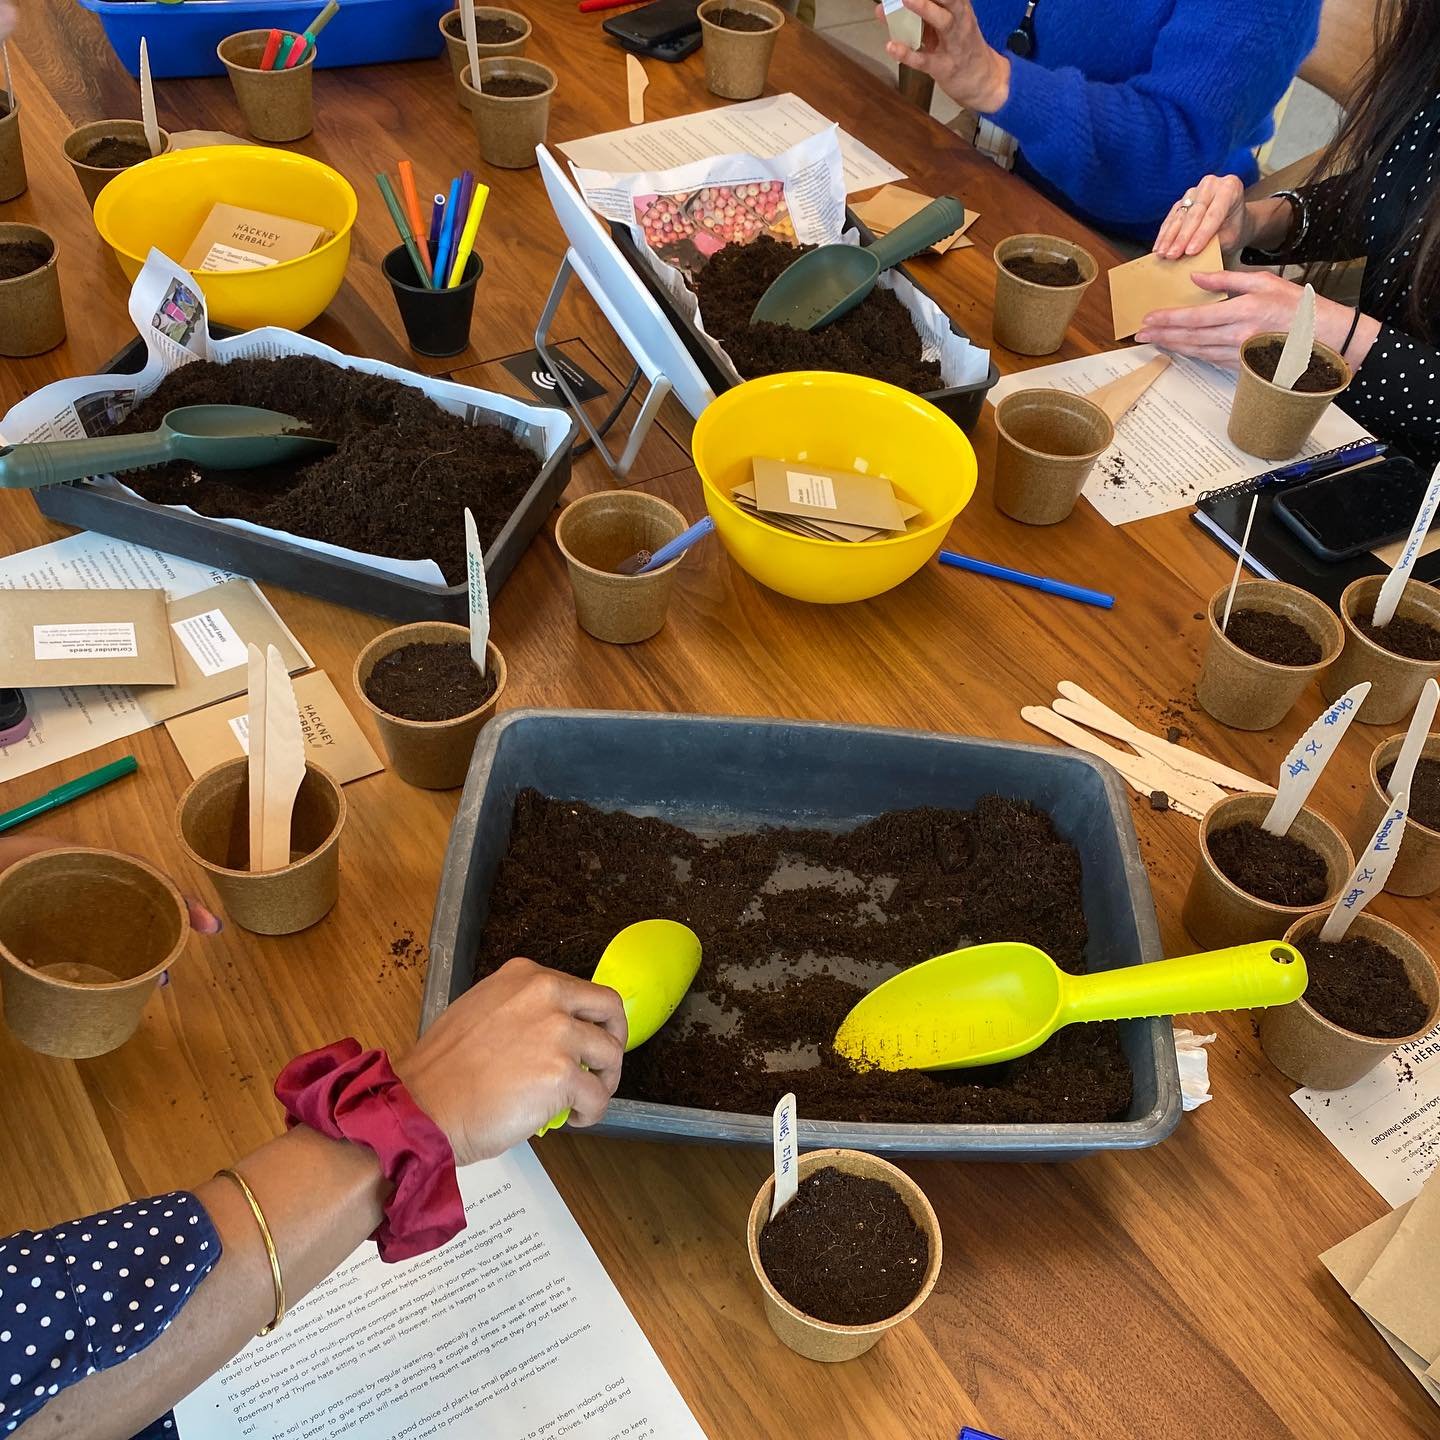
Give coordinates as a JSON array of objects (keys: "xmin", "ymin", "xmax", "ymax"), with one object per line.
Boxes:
[
  {"xmin": 92, "ymin": 146, "xmax": 357, "ymax": 332},
  {"xmin": 692, "ymin": 372, "xmax": 977, "ymax": 604}
]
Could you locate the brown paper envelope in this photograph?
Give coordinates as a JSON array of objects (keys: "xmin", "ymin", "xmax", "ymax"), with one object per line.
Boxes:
[
  {"xmin": 1353, "ymin": 1170, "xmax": 1440, "ymax": 1364},
  {"xmin": 1108, "ymin": 236, "xmax": 1224, "ymax": 340},
  {"xmin": 136, "ymin": 580, "xmax": 311, "ymax": 725},
  {"xmin": 164, "ymin": 670, "xmax": 382, "ymax": 784},
  {"xmin": 752, "ymin": 457, "xmax": 906, "ymax": 531},
  {"xmin": 851, "ymin": 185, "xmax": 977, "ymax": 255},
  {"xmin": 0, "ymin": 589, "xmax": 175, "ymax": 688}
]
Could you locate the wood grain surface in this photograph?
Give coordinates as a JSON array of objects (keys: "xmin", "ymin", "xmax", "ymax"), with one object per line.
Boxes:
[{"xmin": 1, "ymin": 6, "xmax": 1435, "ymax": 1437}]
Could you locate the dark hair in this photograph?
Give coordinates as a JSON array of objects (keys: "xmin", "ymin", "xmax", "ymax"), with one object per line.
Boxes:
[{"xmin": 1309, "ymin": 1, "xmax": 1440, "ymax": 339}]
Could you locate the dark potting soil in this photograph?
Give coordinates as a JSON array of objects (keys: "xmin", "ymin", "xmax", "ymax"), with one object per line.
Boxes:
[
  {"xmin": 112, "ymin": 357, "xmax": 541, "ymax": 584},
  {"xmin": 710, "ymin": 7, "xmax": 776, "ymax": 30},
  {"xmin": 480, "ymin": 75, "xmax": 548, "ymax": 97},
  {"xmin": 1379, "ymin": 756, "xmax": 1440, "ymax": 830},
  {"xmin": 1225, "ymin": 608, "xmax": 1322, "ymax": 666},
  {"xmin": 80, "ymin": 137, "xmax": 153, "ymax": 170},
  {"xmin": 1245, "ymin": 338, "xmax": 1345, "ymax": 392},
  {"xmin": 1297, "ymin": 935, "xmax": 1428, "ymax": 1039},
  {"xmin": 363, "ymin": 641, "xmax": 497, "ymax": 722},
  {"xmin": 444, "ymin": 13, "xmax": 523, "ymax": 42},
  {"xmin": 1356, "ymin": 613, "xmax": 1440, "ymax": 661},
  {"xmin": 1208, "ymin": 820, "xmax": 1330, "ymax": 907},
  {"xmin": 0, "ymin": 241, "xmax": 50, "ymax": 282},
  {"xmin": 473, "ymin": 791, "xmax": 1134, "ymax": 1124},
  {"xmin": 691, "ymin": 234, "xmax": 942, "ymax": 395},
  {"xmin": 1002, "ymin": 253, "xmax": 1083, "ymax": 287},
  {"xmin": 758, "ymin": 1168, "xmax": 928, "ymax": 1325}
]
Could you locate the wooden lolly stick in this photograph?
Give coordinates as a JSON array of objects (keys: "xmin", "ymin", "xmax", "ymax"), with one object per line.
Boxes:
[
  {"xmin": 1085, "ymin": 354, "xmax": 1171, "ymax": 423},
  {"xmin": 246, "ymin": 643, "xmax": 268, "ymax": 873},
  {"xmin": 1221, "ymin": 494, "xmax": 1259, "ymax": 633},
  {"xmin": 139, "ymin": 38, "xmax": 162, "ymax": 157},
  {"xmin": 259, "ymin": 644, "xmax": 305, "ymax": 873},
  {"xmin": 626, "ymin": 53, "xmax": 648, "ymax": 126}
]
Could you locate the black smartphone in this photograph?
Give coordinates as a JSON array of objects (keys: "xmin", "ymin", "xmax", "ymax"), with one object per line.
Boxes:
[
  {"xmin": 1273, "ymin": 455, "xmax": 1429, "ymax": 561},
  {"xmin": 603, "ymin": 0, "xmax": 702, "ymax": 58}
]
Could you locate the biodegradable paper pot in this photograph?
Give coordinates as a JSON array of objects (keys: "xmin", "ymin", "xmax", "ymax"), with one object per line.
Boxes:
[
  {"xmin": 0, "ymin": 223, "xmax": 65, "ymax": 358},
  {"xmin": 383, "ymin": 245, "xmax": 481, "ymax": 357},
  {"xmin": 746, "ymin": 1148, "xmax": 942, "ymax": 1364},
  {"xmin": 1182, "ymin": 793, "xmax": 1353, "ymax": 950},
  {"xmin": 1196, "ymin": 579, "xmax": 1343, "ymax": 731},
  {"xmin": 1322, "ymin": 575, "xmax": 1440, "ymax": 726},
  {"xmin": 63, "ymin": 119, "xmax": 170, "ymax": 208},
  {"xmin": 1355, "ymin": 733, "xmax": 1440, "ymax": 897},
  {"xmin": 1261, "ymin": 911, "xmax": 1440, "ymax": 1090},
  {"xmin": 354, "ymin": 623, "xmax": 507, "ymax": 789},
  {"xmin": 441, "ymin": 7, "xmax": 531, "ymax": 105},
  {"xmin": 461, "ymin": 58, "xmax": 555, "ymax": 170},
  {"xmin": 699, "ymin": 0, "xmax": 784, "ymax": 102},
  {"xmin": 992, "ymin": 234, "xmax": 1097, "ymax": 356},
  {"xmin": 219, "ymin": 31, "xmax": 315, "ymax": 143},
  {"xmin": 0, "ymin": 848, "xmax": 189, "ymax": 1059},
  {"xmin": 177, "ymin": 758, "xmax": 346, "ymax": 935},
  {"xmin": 1227, "ymin": 332, "xmax": 1351, "ymax": 461},
  {"xmin": 553, "ymin": 491, "xmax": 688, "ymax": 645},
  {"xmin": 992, "ymin": 388, "xmax": 1112, "ymax": 525},
  {"xmin": 0, "ymin": 95, "xmax": 27, "ymax": 203}
]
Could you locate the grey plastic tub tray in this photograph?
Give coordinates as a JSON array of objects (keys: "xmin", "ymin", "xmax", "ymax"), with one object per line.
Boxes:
[
  {"xmin": 31, "ymin": 334, "xmax": 576, "ymax": 624},
  {"xmin": 422, "ymin": 709, "xmax": 1182, "ymax": 1160}
]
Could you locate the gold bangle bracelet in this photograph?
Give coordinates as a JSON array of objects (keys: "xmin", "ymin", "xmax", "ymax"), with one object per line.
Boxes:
[{"xmin": 217, "ymin": 1167, "xmax": 286, "ymax": 1336}]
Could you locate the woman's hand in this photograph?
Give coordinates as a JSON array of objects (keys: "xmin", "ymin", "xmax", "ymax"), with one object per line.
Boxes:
[
  {"xmin": 0, "ymin": 3, "xmax": 15, "ymax": 42},
  {"xmin": 877, "ymin": 0, "xmax": 1011, "ymax": 114},
  {"xmin": 1153, "ymin": 175, "xmax": 1250, "ymax": 260},
  {"xmin": 1135, "ymin": 270, "xmax": 1320, "ymax": 369},
  {"xmin": 397, "ymin": 957, "xmax": 628, "ymax": 1166}
]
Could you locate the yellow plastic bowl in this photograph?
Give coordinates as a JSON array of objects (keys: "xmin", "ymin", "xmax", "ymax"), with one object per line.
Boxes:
[
  {"xmin": 92, "ymin": 147, "xmax": 357, "ymax": 332},
  {"xmin": 692, "ymin": 372, "xmax": 977, "ymax": 604}
]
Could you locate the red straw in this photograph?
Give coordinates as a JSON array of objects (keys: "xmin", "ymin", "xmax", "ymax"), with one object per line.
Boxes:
[{"xmin": 259, "ymin": 28, "xmax": 284, "ymax": 69}]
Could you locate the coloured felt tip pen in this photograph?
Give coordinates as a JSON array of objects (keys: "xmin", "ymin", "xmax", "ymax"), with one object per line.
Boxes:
[
  {"xmin": 938, "ymin": 550, "xmax": 1114, "ymax": 609},
  {"xmin": 0, "ymin": 756, "xmax": 139, "ymax": 834}
]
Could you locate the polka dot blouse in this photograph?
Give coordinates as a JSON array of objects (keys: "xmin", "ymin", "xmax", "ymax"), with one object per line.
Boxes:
[
  {"xmin": 1243, "ymin": 96, "xmax": 1440, "ymax": 470},
  {"xmin": 0, "ymin": 1191, "xmax": 220, "ymax": 1438}
]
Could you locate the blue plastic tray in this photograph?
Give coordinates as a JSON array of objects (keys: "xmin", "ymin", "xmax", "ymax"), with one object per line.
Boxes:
[{"xmin": 78, "ymin": 0, "xmax": 451, "ymax": 79}]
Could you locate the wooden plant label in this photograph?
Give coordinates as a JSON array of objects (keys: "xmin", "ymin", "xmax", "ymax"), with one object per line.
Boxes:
[
  {"xmin": 1373, "ymin": 462, "xmax": 1440, "ymax": 628},
  {"xmin": 771, "ymin": 1091, "xmax": 798, "ymax": 1219},
  {"xmin": 1320, "ymin": 792, "xmax": 1409, "ymax": 941},
  {"xmin": 1262, "ymin": 682, "xmax": 1371, "ymax": 836},
  {"xmin": 464, "ymin": 506, "xmax": 490, "ymax": 677}
]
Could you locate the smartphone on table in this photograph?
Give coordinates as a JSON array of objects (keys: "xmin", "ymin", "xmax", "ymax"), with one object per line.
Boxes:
[
  {"xmin": 1273, "ymin": 455, "xmax": 1431, "ymax": 561},
  {"xmin": 603, "ymin": 0, "xmax": 703, "ymax": 60}
]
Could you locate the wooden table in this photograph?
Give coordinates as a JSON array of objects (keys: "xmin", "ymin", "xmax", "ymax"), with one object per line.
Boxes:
[{"xmin": 2, "ymin": 7, "xmax": 1435, "ymax": 1438}]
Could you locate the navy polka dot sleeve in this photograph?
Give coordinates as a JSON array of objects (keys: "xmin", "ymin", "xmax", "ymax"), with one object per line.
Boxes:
[{"xmin": 1, "ymin": 1191, "xmax": 220, "ymax": 1438}]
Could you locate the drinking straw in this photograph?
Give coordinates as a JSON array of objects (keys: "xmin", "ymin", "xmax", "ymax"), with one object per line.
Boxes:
[
  {"xmin": 397, "ymin": 160, "xmax": 433, "ymax": 284},
  {"xmin": 427, "ymin": 193, "xmax": 446, "ymax": 254},
  {"xmin": 432, "ymin": 176, "xmax": 463, "ymax": 294},
  {"xmin": 446, "ymin": 183, "xmax": 489, "ymax": 288},
  {"xmin": 0, "ymin": 756, "xmax": 139, "ymax": 834},
  {"xmin": 937, "ymin": 550, "xmax": 1114, "ymax": 609},
  {"xmin": 259, "ymin": 28, "xmax": 284, "ymax": 70},
  {"xmin": 285, "ymin": 0, "xmax": 341, "ymax": 67},
  {"xmin": 275, "ymin": 33, "xmax": 298, "ymax": 68},
  {"xmin": 375, "ymin": 171, "xmax": 434, "ymax": 288}
]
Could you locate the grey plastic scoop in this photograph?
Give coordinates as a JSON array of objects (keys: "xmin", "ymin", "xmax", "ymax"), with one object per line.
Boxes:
[
  {"xmin": 0, "ymin": 406, "xmax": 336, "ymax": 491},
  {"xmin": 750, "ymin": 195, "xmax": 967, "ymax": 331}
]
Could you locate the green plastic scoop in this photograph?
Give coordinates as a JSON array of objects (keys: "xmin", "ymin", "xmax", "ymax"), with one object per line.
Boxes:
[
  {"xmin": 833, "ymin": 940, "xmax": 1307, "ymax": 1071},
  {"xmin": 537, "ymin": 918, "xmax": 702, "ymax": 1135},
  {"xmin": 749, "ymin": 195, "xmax": 968, "ymax": 331},
  {"xmin": 0, "ymin": 405, "xmax": 335, "ymax": 491}
]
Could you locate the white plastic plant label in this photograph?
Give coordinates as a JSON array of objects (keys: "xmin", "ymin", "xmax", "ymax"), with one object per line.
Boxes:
[
  {"xmin": 1319, "ymin": 791, "xmax": 1409, "ymax": 941},
  {"xmin": 771, "ymin": 1091, "xmax": 798, "ymax": 1219},
  {"xmin": 172, "ymin": 608, "xmax": 248, "ymax": 677},
  {"xmin": 1263, "ymin": 682, "xmax": 1371, "ymax": 836},
  {"xmin": 881, "ymin": 0, "xmax": 924, "ymax": 51},
  {"xmin": 464, "ymin": 507, "xmax": 490, "ymax": 676},
  {"xmin": 33, "ymin": 621, "xmax": 137, "ymax": 660}
]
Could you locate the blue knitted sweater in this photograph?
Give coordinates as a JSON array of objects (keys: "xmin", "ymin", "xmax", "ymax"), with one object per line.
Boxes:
[{"xmin": 973, "ymin": 0, "xmax": 1323, "ymax": 239}]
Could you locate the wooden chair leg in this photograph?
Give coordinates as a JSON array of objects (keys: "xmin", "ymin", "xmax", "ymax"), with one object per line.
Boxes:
[{"xmin": 896, "ymin": 66, "xmax": 935, "ymax": 113}]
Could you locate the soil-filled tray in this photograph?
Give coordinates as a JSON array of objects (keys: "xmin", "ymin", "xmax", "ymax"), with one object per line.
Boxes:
[
  {"xmin": 32, "ymin": 333, "xmax": 576, "ymax": 623},
  {"xmin": 422, "ymin": 710, "xmax": 1180, "ymax": 1158}
]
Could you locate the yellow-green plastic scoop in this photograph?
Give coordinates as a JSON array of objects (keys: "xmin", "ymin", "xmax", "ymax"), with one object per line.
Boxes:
[
  {"xmin": 537, "ymin": 918, "xmax": 701, "ymax": 1135},
  {"xmin": 833, "ymin": 940, "xmax": 1307, "ymax": 1071}
]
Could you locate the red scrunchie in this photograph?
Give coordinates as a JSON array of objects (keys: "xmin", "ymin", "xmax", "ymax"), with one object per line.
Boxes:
[{"xmin": 274, "ymin": 1039, "xmax": 465, "ymax": 1262}]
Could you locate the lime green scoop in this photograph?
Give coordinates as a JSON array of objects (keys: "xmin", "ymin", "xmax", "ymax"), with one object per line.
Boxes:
[
  {"xmin": 537, "ymin": 918, "xmax": 701, "ymax": 1135},
  {"xmin": 833, "ymin": 940, "xmax": 1307, "ymax": 1071}
]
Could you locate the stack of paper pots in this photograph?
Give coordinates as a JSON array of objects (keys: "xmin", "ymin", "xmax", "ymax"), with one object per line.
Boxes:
[
  {"xmin": 1322, "ymin": 575, "xmax": 1440, "ymax": 725},
  {"xmin": 461, "ymin": 58, "xmax": 556, "ymax": 169},
  {"xmin": 698, "ymin": 0, "xmax": 784, "ymax": 101},
  {"xmin": 0, "ymin": 222, "xmax": 65, "ymax": 357},
  {"xmin": 440, "ymin": 6, "xmax": 530, "ymax": 105},
  {"xmin": 0, "ymin": 91, "xmax": 25, "ymax": 202},
  {"xmin": 62, "ymin": 120, "xmax": 169, "ymax": 207},
  {"xmin": 1227, "ymin": 332, "xmax": 1351, "ymax": 460},
  {"xmin": 991, "ymin": 234, "xmax": 1097, "ymax": 356},
  {"xmin": 991, "ymin": 389, "xmax": 1113, "ymax": 525},
  {"xmin": 1355, "ymin": 733, "xmax": 1440, "ymax": 897},
  {"xmin": 218, "ymin": 30, "xmax": 315, "ymax": 143}
]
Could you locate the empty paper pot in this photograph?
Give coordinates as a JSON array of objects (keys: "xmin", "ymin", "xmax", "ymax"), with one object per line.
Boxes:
[
  {"xmin": 1196, "ymin": 579, "xmax": 1343, "ymax": 731},
  {"xmin": 747, "ymin": 1148, "xmax": 942, "ymax": 1363},
  {"xmin": 992, "ymin": 388, "xmax": 1113, "ymax": 525},
  {"xmin": 992, "ymin": 234, "xmax": 1097, "ymax": 356},
  {"xmin": 0, "ymin": 93, "xmax": 26, "ymax": 203},
  {"xmin": 699, "ymin": 0, "xmax": 784, "ymax": 102},
  {"xmin": 1227, "ymin": 332, "xmax": 1351, "ymax": 461},
  {"xmin": 1261, "ymin": 911, "xmax": 1440, "ymax": 1090},
  {"xmin": 554, "ymin": 491, "xmax": 688, "ymax": 644},
  {"xmin": 440, "ymin": 6, "xmax": 531, "ymax": 105},
  {"xmin": 383, "ymin": 245, "xmax": 481, "ymax": 357},
  {"xmin": 1322, "ymin": 575, "xmax": 1440, "ymax": 726},
  {"xmin": 177, "ymin": 757, "xmax": 345, "ymax": 935},
  {"xmin": 0, "ymin": 223, "xmax": 65, "ymax": 358},
  {"xmin": 1355, "ymin": 732, "xmax": 1440, "ymax": 897},
  {"xmin": 218, "ymin": 30, "xmax": 315, "ymax": 144},
  {"xmin": 0, "ymin": 848, "xmax": 189, "ymax": 1059},
  {"xmin": 63, "ymin": 119, "xmax": 169, "ymax": 208},
  {"xmin": 461, "ymin": 58, "xmax": 556, "ymax": 170},
  {"xmin": 353, "ymin": 622, "xmax": 507, "ymax": 790}
]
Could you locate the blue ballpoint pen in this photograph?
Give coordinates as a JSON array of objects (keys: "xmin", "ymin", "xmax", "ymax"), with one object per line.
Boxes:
[
  {"xmin": 938, "ymin": 550, "xmax": 1114, "ymax": 609},
  {"xmin": 1255, "ymin": 438, "xmax": 1387, "ymax": 489}
]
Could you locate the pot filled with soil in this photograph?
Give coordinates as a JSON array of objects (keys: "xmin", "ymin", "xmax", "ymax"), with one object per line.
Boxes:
[
  {"xmin": 1196, "ymin": 579, "xmax": 1343, "ymax": 731},
  {"xmin": 0, "ymin": 92, "xmax": 26, "ymax": 203},
  {"xmin": 1355, "ymin": 732, "xmax": 1440, "ymax": 897},
  {"xmin": 1227, "ymin": 332, "xmax": 1351, "ymax": 460},
  {"xmin": 991, "ymin": 388, "xmax": 1112, "ymax": 524},
  {"xmin": 699, "ymin": 0, "xmax": 784, "ymax": 101},
  {"xmin": 747, "ymin": 1148, "xmax": 942, "ymax": 1362},
  {"xmin": 1261, "ymin": 910, "xmax": 1440, "ymax": 1089},
  {"xmin": 460, "ymin": 58, "xmax": 556, "ymax": 170},
  {"xmin": 63, "ymin": 119, "xmax": 169, "ymax": 208},
  {"xmin": 991, "ymin": 234, "xmax": 1097, "ymax": 356},
  {"xmin": 440, "ymin": 6, "xmax": 530, "ymax": 105},
  {"xmin": 1182, "ymin": 792, "xmax": 1352, "ymax": 949},
  {"xmin": 553, "ymin": 491, "xmax": 688, "ymax": 644},
  {"xmin": 0, "ymin": 223, "xmax": 65, "ymax": 359},
  {"xmin": 218, "ymin": 30, "xmax": 316, "ymax": 144},
  {"xmin": 354, "ymin": 621, "xmax": 506, "ymax": 789},
  {"xmin": 0, "ymin": 848, "xmax": 189, "ymax": 1059},
  {"xmin": 1322, "ymin": 575, "xmax": 1440, "ymax": 726},
  {"xmin": 177, "ymin": 757, "xmax": 346, "ymax": 935}
]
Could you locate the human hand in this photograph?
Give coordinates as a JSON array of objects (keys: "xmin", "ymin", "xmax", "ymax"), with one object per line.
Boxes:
[
  {"xmin": 0, "ymin": 3, "xmax": 15, "ymax": 44},
  {"xmin": 1152, "ymin": 175, "xmax": 1250, "ymax": 260},
  {"xmin": 877, "ymin": 0, "xmax": 1011, "ymax": 114},
  {"xmin": 396, "ymin": 956, "xmax": 628, "ymax": 1166}
]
